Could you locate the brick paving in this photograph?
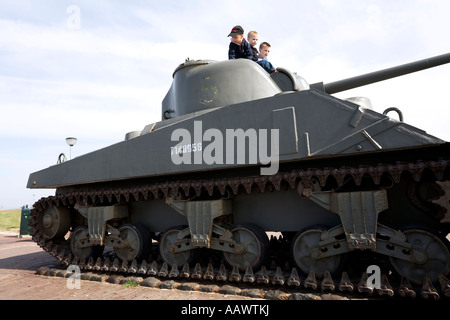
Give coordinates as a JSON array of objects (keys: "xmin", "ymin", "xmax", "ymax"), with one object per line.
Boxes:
[{"xmin": 0, "ymin": 232, "xmax": 259, "ymax": 300}]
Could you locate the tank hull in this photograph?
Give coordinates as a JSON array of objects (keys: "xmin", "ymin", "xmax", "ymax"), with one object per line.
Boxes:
[{"xmin": 27, "ymin": 88, "xmax": 444, "ymax": 189}]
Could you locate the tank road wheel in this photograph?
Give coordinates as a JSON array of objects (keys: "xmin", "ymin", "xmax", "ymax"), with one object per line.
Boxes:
[
  {"xmin": 290, "ymin": 225, "xmax": 345, "ymax": 278},
  {"xmin": 70, "ymin": 226, "xmax": 104, "ymax": 260},
  {"xmin": 389, "ymin": 227, "xmax": 450, "ymax": 284},
  {"xmin": 223, "ymin": 223, "xmax": 269, "ymax": 271},
  {"xmin": 39, "ymin": 206, "xmax": 71, "ymax": 240},
  {"xmin": 114, "ymin": 223, "xmax": 151, "ymax": 262},
  {"xmin": 159, "ymin": 225, "xmax": 193, "ymax": 266}
]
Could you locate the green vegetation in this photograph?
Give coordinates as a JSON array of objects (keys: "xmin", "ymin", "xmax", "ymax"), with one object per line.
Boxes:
[
  {"xmin": 0, "ymin": 209, "xmax": 21, "ymax": 231},
  {"xmin": 122, "ymin": 279, "xmax": 139, "ymax": 288}
]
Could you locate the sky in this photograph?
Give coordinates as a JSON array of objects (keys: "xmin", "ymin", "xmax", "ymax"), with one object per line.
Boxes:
[{"xmin": 1, "ymin": 0, "xmax": 450, "ymax": 209}]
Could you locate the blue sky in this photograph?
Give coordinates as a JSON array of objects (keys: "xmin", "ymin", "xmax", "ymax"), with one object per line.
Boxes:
[{"xmin": 1, "ymin": 0, "xmax": 450, "ymax": 209}]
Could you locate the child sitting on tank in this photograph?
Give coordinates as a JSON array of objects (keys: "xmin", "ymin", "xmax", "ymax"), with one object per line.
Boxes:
[
  {"xmin": 247, "ymin": 30, "xmax": 260, "ymax": 62},
  {"xmin": 228, "ymin": 25, "xmax": 253, "ymax": 60},
  {"xmin": 256, "ymin": 42, "xmax": 277, "ymax": 74}
]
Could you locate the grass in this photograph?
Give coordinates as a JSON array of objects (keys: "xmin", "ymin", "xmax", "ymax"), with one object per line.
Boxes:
[
  {"xmin": 0, "ymin": 209, "xmax": 21, "ymax": 232},
  {"xmin": 122, "ymin": 279, "xmax": 139, "ymax": 288}
]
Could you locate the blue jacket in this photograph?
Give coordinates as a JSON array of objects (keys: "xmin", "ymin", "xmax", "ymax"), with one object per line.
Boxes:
[{"xmin": 228, "ymin": 38, "xmax": 253, "ymax": 60}]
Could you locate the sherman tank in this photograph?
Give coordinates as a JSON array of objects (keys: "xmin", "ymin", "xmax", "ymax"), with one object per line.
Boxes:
[{"xmin": 27, "ymin": 53, "xmax": 450, "ymax": 297}]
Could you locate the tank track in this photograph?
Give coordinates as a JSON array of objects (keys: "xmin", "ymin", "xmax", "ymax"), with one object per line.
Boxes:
[{"xmin": 29, "ymin": 159, "xmax": 450, "ymax": 300}]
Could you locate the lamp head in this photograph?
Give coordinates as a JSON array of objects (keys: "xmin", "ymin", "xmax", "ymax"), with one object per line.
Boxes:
[{"xmin": 66, "ymin": 137, "xmax": 77, "ymax": 147}]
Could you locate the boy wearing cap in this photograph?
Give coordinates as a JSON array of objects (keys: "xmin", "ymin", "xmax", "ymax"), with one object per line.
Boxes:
[{"xmin": 228, "ymin": 25, "xmax": 253, "ymax": 60}]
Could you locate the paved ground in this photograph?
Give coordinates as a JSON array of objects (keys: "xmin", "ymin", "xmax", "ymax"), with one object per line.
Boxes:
[
  {"xmin": 0, "ymin": 231, "xmax": 261, "ymax": 301},
  {"xmin": 1, "ymin": 229, "xmax": 448, "ymax": 319}
]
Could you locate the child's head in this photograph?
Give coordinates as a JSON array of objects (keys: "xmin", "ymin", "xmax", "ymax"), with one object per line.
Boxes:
[
  {"xmin": 259, "ymin": 42, "xmax": 271, "ymax": 59},
  {"xmin": 247, "ymin": 31, "xmax": 258, "ymax": 48},
  {"xmin": 228, "ymin": 25, "xmax": 244, "ymax": 45},
  {"xmin": 231, "ymin": 34, "xmax": 244, "ymax": 45}
]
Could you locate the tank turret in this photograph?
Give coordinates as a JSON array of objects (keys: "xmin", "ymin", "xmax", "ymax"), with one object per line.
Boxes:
[{"xmin": 161, "ymin": 59, "xmax": 281, "ymax": 120}]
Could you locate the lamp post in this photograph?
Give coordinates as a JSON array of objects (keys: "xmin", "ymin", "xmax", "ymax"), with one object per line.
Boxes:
[{"xmin": 66, "ymin": 137, "xmax": 77, "ymax": 160}]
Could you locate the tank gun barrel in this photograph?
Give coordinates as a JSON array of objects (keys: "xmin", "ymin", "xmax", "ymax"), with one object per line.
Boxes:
[{"xmin": 317, "ymin": 52, "xmax": 450, "ymax": 94}]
